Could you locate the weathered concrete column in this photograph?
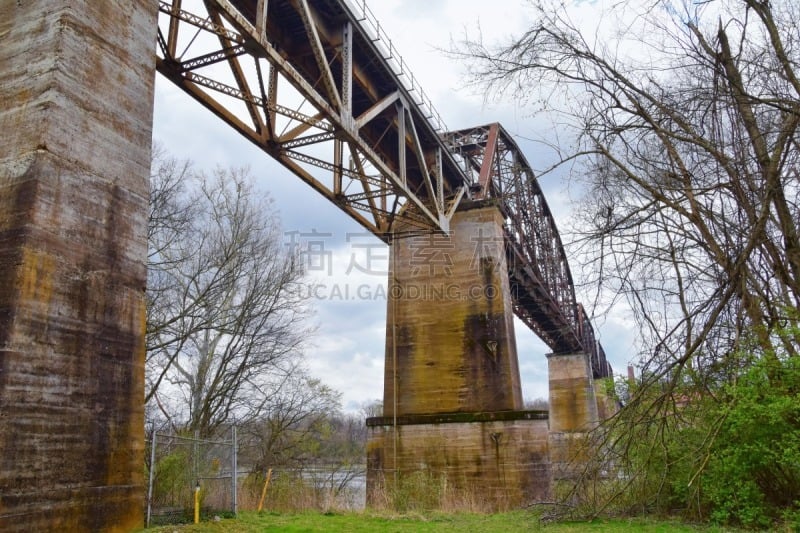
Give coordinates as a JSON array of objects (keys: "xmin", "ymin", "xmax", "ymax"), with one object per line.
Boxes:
[
  {"xmin": 383, "ymin": 203, "xmax": 523, "ymax": 416},
  {"xmin": 0, "ymin": 1, "xmax": 156, "ymax": 530},
  {"xmin": 367, "ymin": 203, "xmax": 550, "ymax": 509},
  {"xmin": 594, "ymin": 376, "xmax": 618, "ymax": 421},
  {"xmin": 547, "ymin": 352, "xmax": 599, "ymax": 487}
]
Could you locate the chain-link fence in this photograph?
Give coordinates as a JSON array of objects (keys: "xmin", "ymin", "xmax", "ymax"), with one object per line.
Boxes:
[{"xmin": 145, "ymin": 428, "xmax": 237, "ymax": 526}]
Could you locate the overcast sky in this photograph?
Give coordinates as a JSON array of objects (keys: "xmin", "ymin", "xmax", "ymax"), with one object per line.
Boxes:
[{"xmin": 152, "ymin": 0, "xmax": 636, "ymax": 412}]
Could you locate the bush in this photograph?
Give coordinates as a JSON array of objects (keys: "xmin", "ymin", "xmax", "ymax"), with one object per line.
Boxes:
[
  {"xmin": 700, "ymin": 355, "xmax": 800, "ymax": 528},
  {"xmin": 597, "ymin": 332, "xmax": 800, "ymax": 529}
]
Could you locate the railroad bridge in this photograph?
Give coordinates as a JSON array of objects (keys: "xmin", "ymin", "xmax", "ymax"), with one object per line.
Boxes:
[{"xmin": 0, "ymin": 0, "xmax": 611, "ymax": 528}]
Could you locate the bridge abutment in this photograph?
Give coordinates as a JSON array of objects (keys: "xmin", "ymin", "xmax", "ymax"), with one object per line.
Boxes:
[
  {"xmin": 0, "ymin": 1, "xmax": 156, "ymax": 529},
  {"xmin": 367, "ymin": 203, "xmax": 551, "ymax": 509}
]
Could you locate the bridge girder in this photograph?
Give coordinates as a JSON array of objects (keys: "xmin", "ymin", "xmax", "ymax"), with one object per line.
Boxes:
[
  {"xmin": 156, "ymin": 0, "xmax": 468, "ymax": 237},
  {"xmin": 443, "ymin": 123, "xmax": 610, "ymax": 378}
]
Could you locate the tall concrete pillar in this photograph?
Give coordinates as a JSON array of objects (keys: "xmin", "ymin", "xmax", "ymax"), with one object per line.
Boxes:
[
  {"xmin": 383, "ymin": 203, "xmax": 523, "ymax": 416},
  {"xmin": 547, "ymin": 352, "xmax": 599, "ymax": 487},
  {"xmin": 367, "ymin": 203, "xmax": 550, "ymax": 509},
  {"xmin": 0, "ymin": 1, "xmax": 156, "ymax": 530}
]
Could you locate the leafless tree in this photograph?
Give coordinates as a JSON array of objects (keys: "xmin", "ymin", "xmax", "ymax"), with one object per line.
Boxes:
[
  {"xmin": 146, "ymin": 145, "xmax": 196, "ymax": 411},
  {"xmin": 456, "ymin": 0, "xmax": 800, "ymax": 512},
  {"xmin": 524, "ymin": 397, "xmax": 549, "ymax": 410},
  {"xmin": 146, "ymin": 150, "xmax": 310, "ymax": 436},
  {"xmin": 239, "ymin": 373, "xmax": 342, "ymax": 472},
  {"xmin": 237, "ymin": 381, "xmax": 368, "ymax": 510}
]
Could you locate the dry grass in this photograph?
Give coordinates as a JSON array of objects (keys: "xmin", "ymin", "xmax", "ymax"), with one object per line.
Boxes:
[
  {"xmin": 367, "ymin": 471, "xmax": 505, "ymax": 514},
  {"xmin": 238, "ymin": 471, "xmax": 362, "ymax": 513}
]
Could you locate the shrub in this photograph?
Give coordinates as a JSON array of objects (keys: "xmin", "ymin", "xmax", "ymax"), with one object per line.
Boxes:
[
  {"xmin": 700, "ymin": 355, "xmax": 800, "ymax": 528},
  {"xmin": 595, "ymin": 328, "xmax": 800, "ymax": 529}
]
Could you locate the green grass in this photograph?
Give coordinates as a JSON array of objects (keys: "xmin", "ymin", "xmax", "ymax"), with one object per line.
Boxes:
[{"xmin": 144, "ymin": 510, "xmax": 733, "ymax": 532}]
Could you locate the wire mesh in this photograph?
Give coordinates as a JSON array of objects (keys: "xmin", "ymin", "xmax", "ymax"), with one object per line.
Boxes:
[{"xmin": 146, "ymin": 428, "xmax": 236, "ymax": 526}]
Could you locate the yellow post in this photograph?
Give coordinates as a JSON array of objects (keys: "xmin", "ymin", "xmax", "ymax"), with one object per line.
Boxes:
[
  {"xmin": 257, "ymin": 468, "xmax": 273, "ymax": 512},
  {"xmin": 194, "ymin": 482, "xmax": 200, "ymax": 524}
]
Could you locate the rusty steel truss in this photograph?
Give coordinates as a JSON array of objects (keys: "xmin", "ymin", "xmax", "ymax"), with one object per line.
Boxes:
[
  {"xmin": 444, "ymin": 124, "xmax": 609, "ymax": 377},
  {"xmin": 156, "ymin": 0, "xmax": 467, "ymax": 236},
  {"xmin": 155, "ymin": 0, "xmax": 610, "ymax": 376}
]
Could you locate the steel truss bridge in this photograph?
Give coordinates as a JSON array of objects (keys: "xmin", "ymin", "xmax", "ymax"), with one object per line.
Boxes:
[{"xmin": 156, "ymin": 0, "xmax": 611, "ymax": 377}]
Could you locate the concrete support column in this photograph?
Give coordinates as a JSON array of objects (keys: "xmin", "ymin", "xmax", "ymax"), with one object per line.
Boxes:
[
  {"xmin": 383, "ymin": 203, "xmax": 523, "ymax": 417},
  {"xmin": 547, "ymin": 352, "xmax": 599, "ymax": 486},
  {"xmin": 0, "ymin": 1, "xmax": 156, "ymax": 530},
  {"xmin": 368, "ymin": 203, "xmax": 551, "ymax": 510},
  {"xmin": 594, "ymin": 377, "xmax": 618, "ymax": 421}
]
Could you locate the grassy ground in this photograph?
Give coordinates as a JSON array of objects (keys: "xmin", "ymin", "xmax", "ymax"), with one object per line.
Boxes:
[{"xmin": 145, "ymin": 511, "xmax": 734, "ymax": 532}]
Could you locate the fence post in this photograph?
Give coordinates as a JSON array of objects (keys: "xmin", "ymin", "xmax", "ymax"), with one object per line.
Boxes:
[
  {"xmin": 194, "ymin": 482, "xmax": 200, "ymax": 524},
  {"xmin": 146, "ymin": 431, "xmax": 157, "ymax": 528},
  {"xmin": 193, "ymin": 430, "xmax": 199, "ymax": 485},
  {"xmin": 231, "ymin": 425, "xmax": 238, "ymax": 516}
]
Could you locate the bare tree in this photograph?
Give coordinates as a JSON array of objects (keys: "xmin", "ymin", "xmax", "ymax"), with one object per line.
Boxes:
[
  {"xmin": 524, "ymin": 397, "xmax": 549, "ymax": 410},
  {"xmin": 239, "ymin": 373, "xmax": 342, "ymax": 472},
  {"xmin": 455, "ymin": 0, "xmax": 800, "ymax": 513},
  {"xmin": 459, "ymin": 0, "xmax": 800, "ymax": 389},
  {"xmin": 146, "ymin": 151, "xmax": 310, "ymax": 436},
  {"xmin": 237, "ymin": 382, "xmax": 369, "ymax": 511},
  {"xmin": 146, "ymin": 145, "xmax": 197, "ymax": 412},
  {"xmin": 360, "ymin": 400, "xmax": 383, "ymax": 419}
]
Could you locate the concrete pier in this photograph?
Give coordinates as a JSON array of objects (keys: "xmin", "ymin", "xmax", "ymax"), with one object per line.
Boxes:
[
  {"xmin": 0, "ymin": 1, "xmax": 156, "ymax": 529},
  {"xmin": 382, "ymin": 204, "xmax": 523, "ymax": 417},
  {"xmin": 367, "ymin": 411, "xmax": 550, "ymax": 509},
  {"xmin": 368, "ymin": 203, "xmax": 550, "ymax": 509},
  {"xmin": 547, "ymin": 352, "xmax": 600, "ymax": 487}
]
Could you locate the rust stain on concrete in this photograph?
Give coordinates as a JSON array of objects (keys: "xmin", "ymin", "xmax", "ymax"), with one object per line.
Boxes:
[
  {"xmin": 19, "ymin": 247, "xmax": 55, "ymax": 308},
  {"xmin": 372, "ymin": 204, "xmax": 536, "ymax": 509},
  {"xmin": 0, "ymin": 0, "xmax": 157, "ymax": 530}
]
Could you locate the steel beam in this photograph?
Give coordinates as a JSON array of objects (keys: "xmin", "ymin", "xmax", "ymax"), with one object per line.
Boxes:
[{"xmin": 156, "ymin": 0, "xmax": 468, "ymax": 237}]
